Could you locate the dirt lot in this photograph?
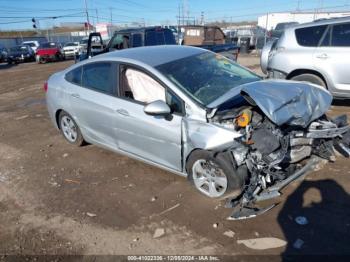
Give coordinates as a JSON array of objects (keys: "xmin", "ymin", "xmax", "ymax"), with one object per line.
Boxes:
[{"xmin": 0, "ymin": 55, "xmax": 350, "ymax": 260}]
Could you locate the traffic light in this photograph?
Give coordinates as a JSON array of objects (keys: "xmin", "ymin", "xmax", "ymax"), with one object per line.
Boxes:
[{"xmin": 32, "ymin": 18, "xmax": 37, "ymax": 29}]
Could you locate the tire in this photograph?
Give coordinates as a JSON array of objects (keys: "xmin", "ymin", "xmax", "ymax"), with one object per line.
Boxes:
[
  {"xmin": 186, "ymin": 150, "xmax": 245, "ymax": 199},
  {"xmin": 291, "ymin": 73, "xmax": 326, "ymax": 88},
  {"xmin": 58, "ymin": 111, "xmax": 85, "ymax": 146}
]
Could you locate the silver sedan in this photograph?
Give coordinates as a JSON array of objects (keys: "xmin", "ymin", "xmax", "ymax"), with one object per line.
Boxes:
[{"xmin": 46, "ymin": 46, "xmax": 350, "ymax": 219}]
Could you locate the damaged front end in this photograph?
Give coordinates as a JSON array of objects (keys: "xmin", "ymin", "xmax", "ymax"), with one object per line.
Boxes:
[{"xmin": 209, "ymin": 81, "xmax": 350, "ymax": 220}]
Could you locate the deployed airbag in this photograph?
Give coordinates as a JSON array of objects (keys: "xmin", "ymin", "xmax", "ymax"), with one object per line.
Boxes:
[{"xmin": 240, "ymin": 80, "xmax": 332, "ymax": 127}]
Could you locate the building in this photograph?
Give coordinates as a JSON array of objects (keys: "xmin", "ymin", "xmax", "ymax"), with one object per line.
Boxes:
[{"xmin": 258, "ymin": 11, "xmax": 350, "ymax": 30}]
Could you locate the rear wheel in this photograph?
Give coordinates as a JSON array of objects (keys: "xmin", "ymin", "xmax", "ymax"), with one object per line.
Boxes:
[
  {"xmin": 186, "ymin": 150, "xmax": 244, "ymax": 198},
  {"xmin": 291, "ymin": 73, "xmax": 326, "ymax": 88},
  {"xmin": 58, "ymin": 111, "xmax": 84, "ymax": 146}
]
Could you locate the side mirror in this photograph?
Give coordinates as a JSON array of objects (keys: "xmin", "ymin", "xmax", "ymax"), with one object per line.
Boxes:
[{"xmin": 144, "ymin": 100, "xmax": 171, "ymax": 116}]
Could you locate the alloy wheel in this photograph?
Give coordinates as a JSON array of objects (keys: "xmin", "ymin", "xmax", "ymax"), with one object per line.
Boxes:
[
  {"xmin": 192, "ymin": 159, "xmax": 228, "ymax": 198},
  {"xmin": 60, "ymin": 115, "xmax": 78, "ymax": 143}
]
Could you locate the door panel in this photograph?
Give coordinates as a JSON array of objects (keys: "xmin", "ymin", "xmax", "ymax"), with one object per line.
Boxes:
[
  {"xmin": 65, "ymin": 61, "xmax": 118, "ymax": 148},
  {"xmin": 114, "ymin": 98, "xmax": 182, "ymax": 171},
  {"xmin": 68, "ymin": 84, "xmax": 118, "ymax": 147},
  {"xmin": 313, "ymin": 23, "xmax": 350, "ymax": 92}
]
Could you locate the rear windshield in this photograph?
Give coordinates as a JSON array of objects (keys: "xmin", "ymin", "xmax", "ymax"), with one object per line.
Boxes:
[{"xmin": 40, "ymin": 42, "xmax": 57, "ymax": 48}]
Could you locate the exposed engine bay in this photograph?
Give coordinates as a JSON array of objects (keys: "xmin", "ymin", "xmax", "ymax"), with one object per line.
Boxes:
[{"xmin": 210, "ymin": 103, "xmax": 350, "ymax": 220}]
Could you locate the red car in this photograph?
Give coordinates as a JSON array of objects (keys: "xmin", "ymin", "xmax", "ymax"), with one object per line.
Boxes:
[{"xmin": 36, "ymin": 42, "xmax": 65, "ymax": 63}]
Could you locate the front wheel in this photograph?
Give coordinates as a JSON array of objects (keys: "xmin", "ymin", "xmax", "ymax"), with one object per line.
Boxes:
[
  {"xmin": 186, "ymin": 150, "xmax": 245, "ymax": 198},
  {"xmin": 58, "ymin": 111, "xmax": 85, "ymax": 146}
]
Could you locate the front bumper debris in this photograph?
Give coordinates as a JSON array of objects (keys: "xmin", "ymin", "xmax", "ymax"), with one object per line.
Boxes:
[
  {"xmin": 227, "ymin": 156, "xmax": 321, "ymax": 220},
  {"xmin": 226, "ymin": 125, "xmax": 350, "ymax": 220}
]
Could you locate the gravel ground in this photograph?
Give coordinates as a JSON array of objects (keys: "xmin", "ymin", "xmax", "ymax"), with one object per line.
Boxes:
[{"xmin": 0, "ymin": 55, "xmax": 350, "ymax": 260}]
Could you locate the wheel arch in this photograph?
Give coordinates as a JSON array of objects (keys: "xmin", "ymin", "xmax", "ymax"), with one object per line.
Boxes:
[
  {"xmin": 55, "ymin": 109, "xmax": 63, "ymax": 129},
  {"xmin": 184, "ymin": 148, "xmax": 235, "ymax": 173},
  {"xmin": 286, "ymin": 69, "xmax": 328, "ymax": 89}
]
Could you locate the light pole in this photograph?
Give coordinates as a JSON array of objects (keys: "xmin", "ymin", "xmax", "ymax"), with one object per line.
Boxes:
[{"xmin": 84, "ymin": 0, "xmax": 90, "ymax": 32}]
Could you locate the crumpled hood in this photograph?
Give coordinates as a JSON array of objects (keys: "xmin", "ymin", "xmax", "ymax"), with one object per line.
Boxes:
[{"xmin": 240, "ymin": 80, "xmax": 332, "ymax": 127}]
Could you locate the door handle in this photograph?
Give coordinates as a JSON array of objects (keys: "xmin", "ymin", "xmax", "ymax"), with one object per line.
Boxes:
[
  {"xmin": 316, "ymin": 53, "xmax": 328, "ymax": 59},
  {"xmin": 116, "ymin": 108, "xmax": 129, "ymax": 116},
  {"xmin": 71, "ymin": 93, "xmax": 80, "ymax": 98}
]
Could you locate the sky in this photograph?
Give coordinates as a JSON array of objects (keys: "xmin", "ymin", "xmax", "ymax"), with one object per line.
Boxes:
[{"xmin": 0, "ymin": 0, "xmax": 350, "ymax": 30}]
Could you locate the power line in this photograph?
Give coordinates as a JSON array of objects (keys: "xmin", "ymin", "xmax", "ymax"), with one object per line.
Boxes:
[{"xmin": 0, "ymin": 12, "xmax": 86, "ymax": 19}]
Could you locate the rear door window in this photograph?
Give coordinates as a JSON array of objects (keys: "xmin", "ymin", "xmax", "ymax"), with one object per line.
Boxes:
[
  {"xmin": 145, "ymin": 30, "xmax": 174, "ymax": 45},
  {"xmin": 332, "ymin": 23, "xmax": 350, "ymax": 47},
  {"xmin": 164, "ymin": 30, "xmax": 176, "ymax": 44},
  {"xmin": 145, "ymin": 31, "xmax": 157, "ymax": 45},
  {"xmin": 82, "ymin": 62, "xmax": 114, "ymax": 94},
  {"xmin": 295, "ymin": 25, "xmax": 327, "ymax": 47},
  {"xmin": 132, "ymin": 33, "xmax": 143, "ymax": 47},
  {"xmin": 65, "ymin": 67, "xmax": 82, "ymax": 85}
]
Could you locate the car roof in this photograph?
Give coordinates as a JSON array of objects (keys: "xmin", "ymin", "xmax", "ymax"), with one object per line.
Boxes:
[
  {"xmin": 287, "ymin": 16, "xmax": 350, "ymax": 30},
  {"xmin": 95, "ymin": 45, "xmax": 207, "ymax": 67}
]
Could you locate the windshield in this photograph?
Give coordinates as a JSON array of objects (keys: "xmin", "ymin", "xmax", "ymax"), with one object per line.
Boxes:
[
  {"xmin": 65, "ymin": 42, "xmax": 78, "ymax": 47},
  {"xmin": 23, "ymin": 42, "xmax": 35, "ymax": 47},
  {"xmin": 10, "ymin": 46, "xmax": 28, "ymax": 52},
  {"xmin": 80, "ymin": 39, "xmax": 88, "ymax": 44},
  {"xmin": 40, "ymin": 42, "xmax": 57, "ymax": 48},
  {"xmin": 156, "ymin": 52, "xmax": 260, "ymax": 106}
]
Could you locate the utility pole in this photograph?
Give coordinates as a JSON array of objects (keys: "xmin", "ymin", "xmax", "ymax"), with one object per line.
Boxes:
[
  {"xmin": 296, "ymin": 0, "xmax": 301, "ymax": 11},
  {"xmin": 95, "ymin": 8, "xmax": 99, "ymax": 24},
  {"xmin": 178, "ymin": 3, "xmax": 180, "ymax": 28},
  {"xmin": 264, "ymin": 12, "xmax": 269, "ymax": 45},
  {"xmin": 84, "ymin": 0, "xmax": 90, "ymax": 32},
  {"xmin": 110, "ymin": 7, "xmax": 113, "ymax": 26}
]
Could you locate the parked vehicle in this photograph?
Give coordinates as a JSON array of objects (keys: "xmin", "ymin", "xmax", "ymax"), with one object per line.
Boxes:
[
  {"xmin": 270, "ymin": 22, "xmax": 299, "ymax": 39},
  {"xmin": 180, "ymin": 25, "xmax": 239, "ymax": 61},
  {"xmin": 7, "ymin": 45, "xmax": 35, "ymax": 64},
  {"xmin": 261, "ymin": 17, "xmax": 350, "ymax": 99},
  {"xmin": 45, "ymin": 45, "xmax": 350, "ymax": 219},
  {"xmin": 80, "ymin": 27, "xmax": 176, "ymax": 61},
  {"xmin": 36, "ymin": 42, "xmax": 65, "ymax": 64},
  {"xmin": 223, "ymin": 29, "xmax": 237, "ymax": 43},
  {"xmin": 21, "ymin": 40, "xmax": 40, "ymax": 52},
  {"xmin": 78, "ymin": 37, "xmax": 89, "ymax": 52},
  {"xmin": 234, "ymin": 26, "xmax": 266, "ymax": 48},
  {"xmin": 0, "ymin": 45, "xmax": 8, "ymax": 63},
  {"xmin": 62, "ymin": 42, "xmax": 80, "ymax": 58}
]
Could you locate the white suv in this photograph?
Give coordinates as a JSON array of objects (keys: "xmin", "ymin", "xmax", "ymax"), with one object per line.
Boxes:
[
  {"xmin": 21, "ymin": 41, "xmax": 40, "ymax": 52},
  {"xmin": 261, "ymin": 17, "xmax": 350, "ymax": 99}
]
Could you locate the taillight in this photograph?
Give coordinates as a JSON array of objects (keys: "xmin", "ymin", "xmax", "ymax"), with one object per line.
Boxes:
[{"xmin": 43, "ymin": 82, "xmax": 48, "ymax": 92}]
